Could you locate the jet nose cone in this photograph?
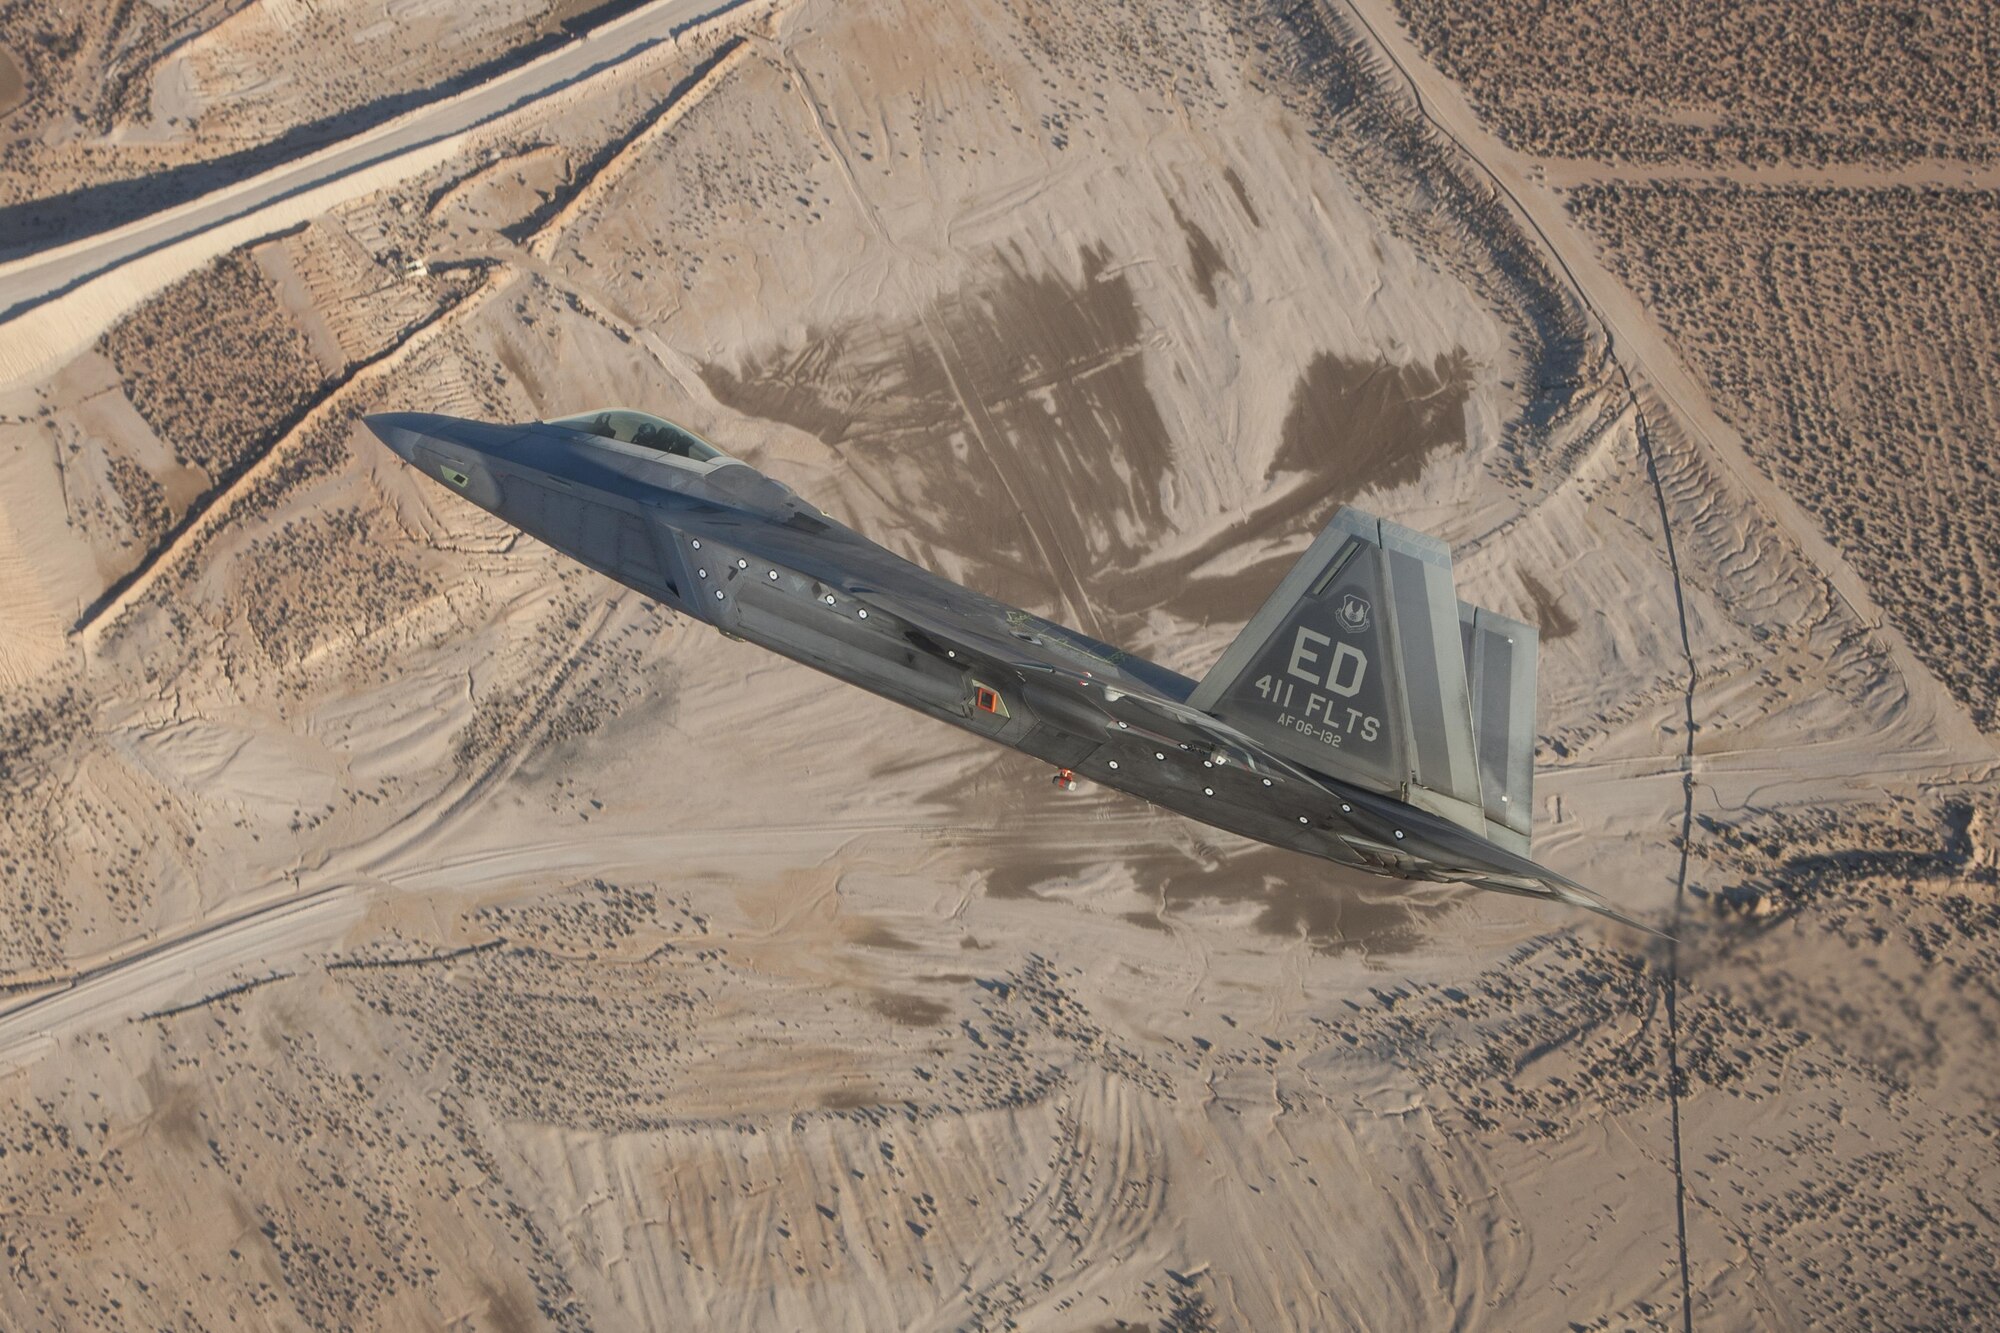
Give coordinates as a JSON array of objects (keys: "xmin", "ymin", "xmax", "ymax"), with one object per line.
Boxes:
[{"xmin": 363, "ymin": 412, "xmax": 431, "ymax": 463}]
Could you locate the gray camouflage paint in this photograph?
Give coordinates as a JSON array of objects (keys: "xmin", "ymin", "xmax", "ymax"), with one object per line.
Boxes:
[{"xmin": 364, "ymin": 410, "xmax": 1641, "ymax": 927}]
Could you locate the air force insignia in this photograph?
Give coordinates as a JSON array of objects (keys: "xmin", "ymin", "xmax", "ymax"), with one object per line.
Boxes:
[{"xmin": 1336, "ymin": 593, "xmax": 1372, "ymax": 634}]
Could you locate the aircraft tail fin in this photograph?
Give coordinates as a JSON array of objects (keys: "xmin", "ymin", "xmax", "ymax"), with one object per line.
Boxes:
[
  {"xmin": 1188, "ymin": 507, "xmax": 1489, "ymax": 837},
  {"xmin": 1459, "ymin": 602, "xmax": 1538, "ymax": 856}
]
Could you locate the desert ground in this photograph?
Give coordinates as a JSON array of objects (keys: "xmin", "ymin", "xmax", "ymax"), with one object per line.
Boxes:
[{"xmin": 0, "ymin": 0, "xmax": 1994, "ymax": 1329}]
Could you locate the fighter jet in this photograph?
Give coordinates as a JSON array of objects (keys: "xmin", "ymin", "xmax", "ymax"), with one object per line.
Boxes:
[{"xmin": 365, "ymin": 407, "xmax": 1642, "ymax": 927}]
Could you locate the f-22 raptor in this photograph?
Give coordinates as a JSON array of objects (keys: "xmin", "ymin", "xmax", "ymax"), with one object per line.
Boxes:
[{"xmin": 365, "ymin": 407, "xmax": 1639, "ymax": 927}]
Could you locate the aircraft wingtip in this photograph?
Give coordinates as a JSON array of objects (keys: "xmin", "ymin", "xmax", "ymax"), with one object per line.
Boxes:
[
  {"xmin": 1462, "ymin": 863, "xmax": 1670, "ymax": 937},
  {"xmin": 1516, "ymin": 868, "xmax": 1670, "ymax": 937}
]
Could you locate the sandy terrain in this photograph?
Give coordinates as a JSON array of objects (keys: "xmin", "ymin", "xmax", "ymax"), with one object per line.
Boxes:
[{"xmin": 0, "ymin": 0, "xmax": 1994, "ymax": 1328}]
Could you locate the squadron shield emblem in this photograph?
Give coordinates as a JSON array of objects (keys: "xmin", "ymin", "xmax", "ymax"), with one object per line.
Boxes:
[{"xmin": 1336, "ymin": 593, "xmax": 1372, "ymax": 634}]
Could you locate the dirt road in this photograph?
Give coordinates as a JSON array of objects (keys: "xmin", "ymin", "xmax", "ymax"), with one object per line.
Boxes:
[{"xmin": 0, "ymin": 0, "xmax": 753, "ymax": 387}]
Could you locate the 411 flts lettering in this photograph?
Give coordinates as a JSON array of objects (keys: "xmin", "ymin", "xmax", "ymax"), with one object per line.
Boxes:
[{"xmin": 1247, "ymin": 625, "xmax": 1382, "ymax": 746}]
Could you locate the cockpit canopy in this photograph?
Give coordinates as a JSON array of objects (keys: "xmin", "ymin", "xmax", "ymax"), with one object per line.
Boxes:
[{"xmin": 548, "ymin": 409, "xmax": 727, "ymax": 463}]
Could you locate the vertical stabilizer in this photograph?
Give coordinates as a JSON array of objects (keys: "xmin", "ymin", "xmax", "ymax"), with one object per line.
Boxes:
[{"xmin": 1188, "ymin": 506, "xmax": 1489, "ymax": 837}]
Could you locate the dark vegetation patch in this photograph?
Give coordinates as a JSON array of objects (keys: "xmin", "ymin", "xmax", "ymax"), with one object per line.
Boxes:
[
  {"xmin": 103, "ymin": 451, "xmax": 170, "ymax": 551},
  {"xmin": 1389, "ymin": 0, "xmax": 2000, "ymax": 166},
  {"xmin": 242, "ymin": 506, "xmax": 439, "ymax": 667},
  {"xmin": 1569, "ymin": 184, "xmax": 2000, "ymax": 729},
  {"xmin": 98, "ymin": 250, "xmax": 328, "ymax": 479}
]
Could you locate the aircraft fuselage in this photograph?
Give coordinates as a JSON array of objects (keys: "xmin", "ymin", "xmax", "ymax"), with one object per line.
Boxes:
[{"xmin": 363, "ymin": 409, "xmax": 1628, "ymax": 922}]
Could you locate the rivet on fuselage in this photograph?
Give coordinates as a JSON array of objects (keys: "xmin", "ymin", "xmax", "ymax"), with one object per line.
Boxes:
[
  {"xmin": 1261, "ymin": 778, "xmax": 1272, "ymax": 787},
  {"xmin": 1393, "ymin": 830, "xmax": 1404, "ymax": 840},
  {"xmin": 1154, "ymin": 752, "xmax": 1165, "ymax": 761},
  {"xmin": 768, "ymin": 570, "xmax": 779, "ymax": 580},
  {"xmin": 1298, "ymin": 816, "xmax": 1308, "ymax": 824},
  {"xmin": 1107, "ymin": 760, "xmax": 1119, "ymax": 770},
  {"xmin": 1202, "ymin": 787, "xmax": 1213, "ymax": 796},
  {"xmin": 825, "ymin": 595, "xmax": 836, "ymax": 604},
  {"xmin": 737, "ymin": 559, "xmax": 747, "ymax": 569},
  {"xmin": 714, "ymin": 590, "xmax": 724, "ymax": 600},
  {"xmin": 1340, "ymin": 803, "xmax": 1351, "ymax": 813},
  {"xmin": 691, "ymin": 539, "xmax": 701, "ymax": 549},
  {"xmin": 857, "ymin": 609, "xmax": 868, "ymax": 619},
  {"xmin": 697, "ymin": 569, "xmax": 707, "ymax": 578}
]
